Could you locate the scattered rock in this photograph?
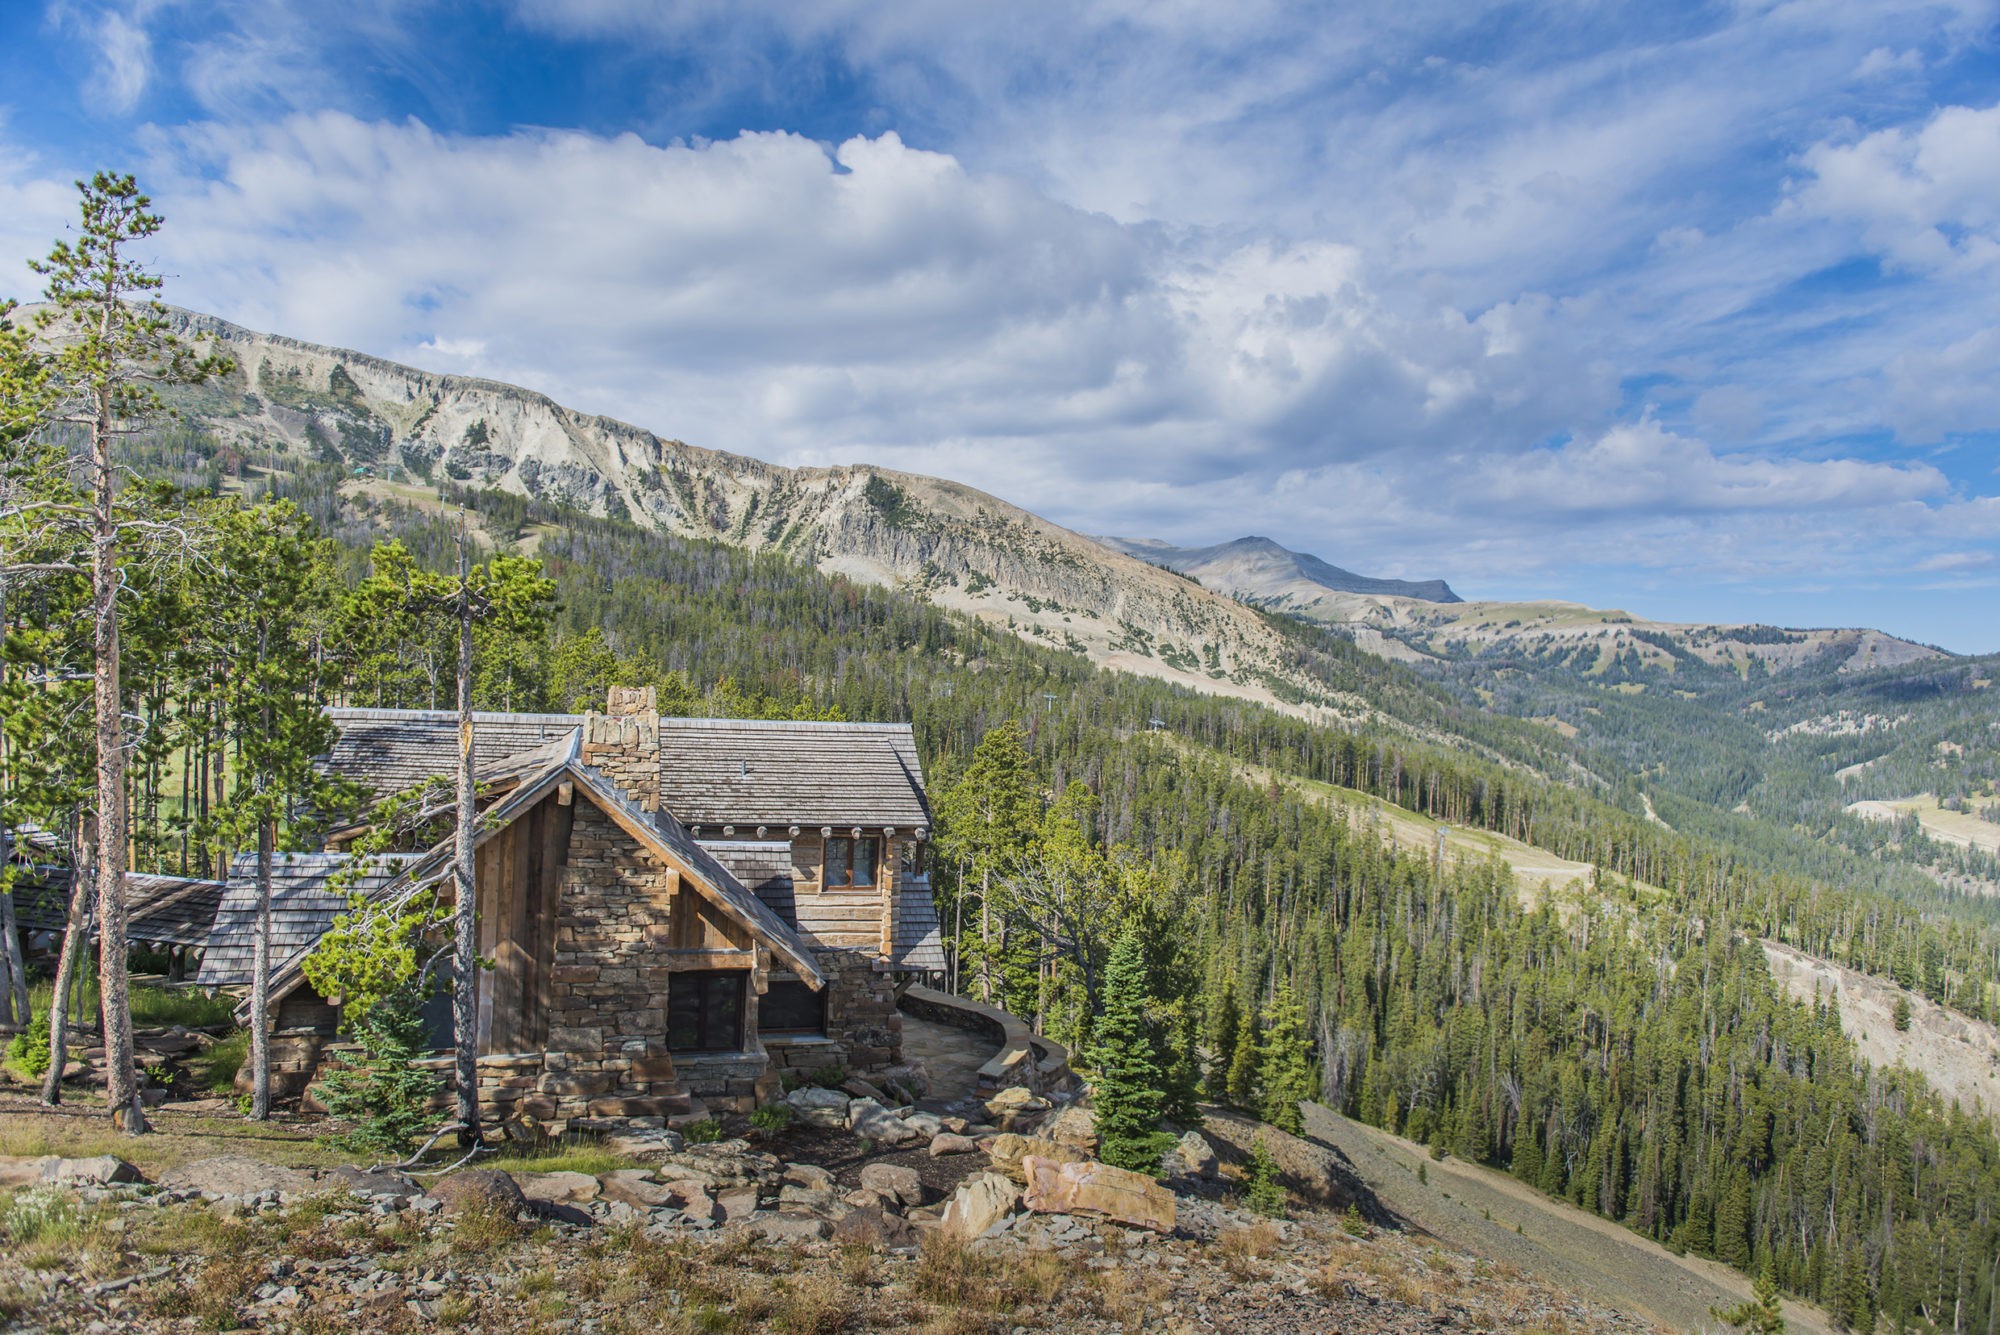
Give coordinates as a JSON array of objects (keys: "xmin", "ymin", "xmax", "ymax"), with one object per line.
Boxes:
[
  {"xmin": 857, "ymin": 1162, "xmax": 925, "ymax": 1208},
  {"xmin": 1042, "ymin": 1105, "xmax": 1098, "ymax": 1152},
  {"xmin": 715, "ymin": 1187, "xmax": 760, "ymax": 1223},
  {"xmin": 323, "ymin": 1166, "xmax": 421, "ymax": 1201},
  {"xmin": 842, "ymin": 1188, "xmax": 888, "ymax": 1211},
  {"xmin": 600, "ymin": 1128, "xmax": 686, "ymax": 1159},
  {"xmin": 1020, "ymin": 1155, "xmax": 1175, "ymax": 1234},
  {"xmin": 841, "ymin": 1077, "xmax": 891, "ymax": 1104},
  {"xmin": 901, "ymin": 1110, "xmax": 945, "ymax": 1138},
  {"xmin": 515, "ymin": 1171, "xmax": 601, "ymax": 1205},
  {"xmin": 941, "ymin": 1172, "xmax": 1021, "ymax": 1239},
  {"xmin": 157, "ymin": 1156, "xmax": 304, "ymax": 1198},
  {"xmin": 1201, "ymin": 1109, "xmax": 1367, "ymax": 1209},
  {"xmin": 598, "ymin": 1170, "xmax": 678, "ymax": 1210},
  {"xmin": 986, "ymin": 1133, "xmax": 1088, "ymax": 1183},
  {"xmin": 429, "ymin": 1169, "xmax": 527, "ymax": 1218},
  {"xmin": 929, "ymin": 1133, "xmax": 977, "ymax": 1157}
]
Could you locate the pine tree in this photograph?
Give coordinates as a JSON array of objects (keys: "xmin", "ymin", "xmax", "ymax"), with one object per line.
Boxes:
[
  {"xmin": 1716, "ymin": 1262, "xmax": 1787, "ymax": 1335},
  {"xmin": 1717, "ymin": 1172, "xmax": 1754, "ymax": 1269},
  {"xmin": 1090, "ymin": 927, "xmax": 1174, "ymax": 1175},
  {"xmin": 1259, "ymin": 985, "xmax": 1315, "ymax": 1135},
  {"xmin": 1208, "ymin": 977, "xmax": 1243, "ymax": 1099}
]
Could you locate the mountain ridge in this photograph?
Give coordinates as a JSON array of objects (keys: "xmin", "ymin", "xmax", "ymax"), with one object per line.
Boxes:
[
  {"xmin": 1096, "ymin": 534, "xmax": 1464, "ymax": 604},
  {"xmin": 148, "ymin": 306, "xmax": 1945, "ymax": 697}
]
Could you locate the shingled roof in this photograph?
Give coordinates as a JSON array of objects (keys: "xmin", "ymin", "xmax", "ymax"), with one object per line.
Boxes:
[
  {"xmin": 197, "ymin": 854, "xmax": 421, "ymax": 987},
  {"xmin": 699, "ymin": 841, "xmax": 798, "ymax": 927},
  {"xmin": 10, "ymin": 871, "xmax": 227, "ymax": 949},
  {"xmin": 893, "ymin": 883, "xmax": 947, "ymax": 975},
  {"xmin": 324, "ymin": 708, "xmax": 583, "ymax": 798},
  {"xmin": 658, "ymin": 718, "xmax": 929, "ymax": 831},
  {"xmin": 322, "ymin": 708, "xmax": 929, "ymax": 831}
]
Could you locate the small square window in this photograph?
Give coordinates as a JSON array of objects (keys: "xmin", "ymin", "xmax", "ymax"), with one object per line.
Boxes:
[
  {"xmin": 668, "ymin": 971, "xmax": 746, "ymax": 1052},
  {"xmin": 761, "ymin": 979, "xmax": 825, "ymax": 1034}
]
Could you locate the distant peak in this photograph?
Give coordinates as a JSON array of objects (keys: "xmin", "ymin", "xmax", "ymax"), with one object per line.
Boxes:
[{"xmin": 1097, "ymin": 534, "xmax": 1461, "ymax": 604}]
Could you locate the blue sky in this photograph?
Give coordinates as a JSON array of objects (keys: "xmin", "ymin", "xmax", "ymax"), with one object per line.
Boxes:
[{"xmin": 3, "ymin": 2, "xmax": 1999, "ymax": 651}]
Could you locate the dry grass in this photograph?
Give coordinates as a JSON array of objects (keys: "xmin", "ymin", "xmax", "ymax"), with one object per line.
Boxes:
[
  {"xmin": 1217, "ymin": 1220, "xmax": 1282, "ymax": 1278},
  {"xmin": 446, "ymin": 1202, "xmax": 523, "ymax": 1255},
  {"xmin": 770, "ymin": 1272, "xmax": 857, "ymax": 1334}
]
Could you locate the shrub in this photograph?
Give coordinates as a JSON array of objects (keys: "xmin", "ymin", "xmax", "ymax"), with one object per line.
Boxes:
[
  {"xmin": 682, "ymin": 1118, "xmax": 722, "ymax": 1145},
  {"xmin": 1246, "ymin": 1136, "xmax": 1286, "ymax": 1218},
  {"xmin": 315, "ymin": 990, "xmax": 443, "ymax": 1156},
  {"xmin": 749, "ymin": 1102, "xmax": 793, "ymax": 1133},
  {"xmin": 197, "ymin": 1029, "xmax": 249, "ymax": 1092},
  {"xmin": 807, "ymin": 1064, "xmax": 849, "ymax": 1090},
  {"xmin": 5, "ymin": 1014, "xmax": 52, "ymax": 1080}
]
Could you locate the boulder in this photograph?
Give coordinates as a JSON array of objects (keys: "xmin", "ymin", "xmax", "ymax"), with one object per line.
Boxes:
[
  {"xmin": 901, "ymin": 1111, "xmax": 945, "ymax": 1138},
  {"xmin": 598, "ymin": 1171, "xmax": 678, "ymax": 1211},
  {"xmin": 515, "ymin": 1171, "xmax": 601, "ymax": 1205},
  {"xmin": 986, "ymin": 1133, "xmax": 1088, "ymax": 1183},
  {"xmin": 0, "ymin": 1157, "xmax": 59, "ymax": 1189},
  {"xmin": 857, "ymin": 1162, "xmax": 925, "ymax": 1208},
  {"xmin": 832, "ymin": 1204, "xmax": 918, "ymax": 1249},
  {"xmin": 928, "ymin": 1133, "xmax": 977, "ymax": 1157},
  {"xmin": 940, "ymin": 1172, "xmax": 1021, "ymax": 1240},
  {"xmin": 1042, "ymin": 1105, "xmax": 1098, "ymax": 1153},
  {"xmin": 47, "ymin": 1155, "xmax": 142, "ymax": 1187},
  {"xmin": 1169, "ymin": 1130, "xmax": 1218, "ymax": 1179},
  {"xmin": 1021, "ymin": 1155, "xmax": 1175, "ymax": 1234},
  {"xmin": 841, "ymin": 1077, "xmax": 891, "ymax": 1104},
  {"xmin": 786, "ymin": 1086, "xmax": 852, "ymax": 1129},
  {"xmin": 783, "ymin": 1163, "xmax": 836, "ymax": 1192},
  {"xmin": 848, "ymin": 1098, "xmax": 921, "ymax": 1144},
  {"xmin": 158, "ymin": 1156, "xmax": 304, "ymax": 1197},
  {"xmin": 429, "ymin": 1169, "xmax": 527, "ymax": 1218},
  {"xmin": 715, "ymin": 1187, "xmax": 761, "ymax": 1222},
  {"xmin": 842, "ymin": 1188, "xmax": 888, "ymax": 1211},
  {"xmin": 1200, "ymin": 1109, "xmax": 1369, "ymax": 1209},
  {"xmin": 750, "ymin": 1213, "xmax": 829, "ymax": 1242},
  {"xmin": 600, "ymin": 1129, "xmax": 686, "ymax": 1159}
]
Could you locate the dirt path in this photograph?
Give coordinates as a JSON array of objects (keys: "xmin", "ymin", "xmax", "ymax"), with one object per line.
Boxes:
[{"xmin": 1303, "ymin": 1104, "xmax": 1837, "ymax": 1335}]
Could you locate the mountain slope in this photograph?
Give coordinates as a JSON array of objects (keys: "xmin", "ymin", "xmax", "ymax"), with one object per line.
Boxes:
[{"xmin": 1097, "ymin": 534, "xmax": 1463, "ymax": 604}]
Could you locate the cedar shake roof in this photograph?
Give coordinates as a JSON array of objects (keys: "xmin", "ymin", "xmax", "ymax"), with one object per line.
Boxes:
[
  {"xmin": 321, "ymin": 709, "xmax": 929, "ymax": 831},
  {"xmin": 324, "ymin": 709, "xmax": 584, "ymax": 798},
  {"xmin": 656, "ymin": 718, "xmax": 929, "ymax": 831},
  {"xmin": 11, "ymin": 871, "xmax": 228, "ymax": 949},
  {"xmin": 197, "ymin": 854, "xmax": 422, "ymax": 987},
  {"xmin": 893, "ymin": 883, "xmax": 947, "ymax": 975}
]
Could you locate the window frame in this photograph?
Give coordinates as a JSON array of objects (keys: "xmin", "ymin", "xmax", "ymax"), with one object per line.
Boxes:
[
  {"xmin": 759, "ymin": 977, "xmax": 826, "ymax": 1035},
  {"xmin": 667, "ymin": 970, "xmax": 748, "ymax": 1053},
  {"xmin": 822, "ymin": 835, "xmax": 880, "ymax": 889}
]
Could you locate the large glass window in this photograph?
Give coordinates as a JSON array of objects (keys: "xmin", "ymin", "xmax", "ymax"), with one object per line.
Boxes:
[
  {"xmin": 760, "ymin": 979, "xmax": 825, "ymax": 1034},
  {"xmin": 823, "ymin": 836, "xmax": 879, "ymax": 888},
  {"xmin": 668, "ymin": 971, "xmax": 746, "ymax": 1052}
]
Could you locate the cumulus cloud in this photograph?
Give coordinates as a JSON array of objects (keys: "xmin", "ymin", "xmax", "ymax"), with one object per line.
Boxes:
[{"xmin": 1793, "ymin": 103, "xmax": 2000, "ymax": 274}]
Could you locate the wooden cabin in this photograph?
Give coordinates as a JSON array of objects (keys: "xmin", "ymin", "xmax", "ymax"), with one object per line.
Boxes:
[{"xmin": 202, "ymin": 687, "xmax": 944, "ymax": 1118}]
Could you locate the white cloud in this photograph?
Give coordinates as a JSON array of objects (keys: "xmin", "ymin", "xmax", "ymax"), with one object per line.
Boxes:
[
  {"xmin": 1793, "ymin": 102, "xmax": 2000, "ymax": 274},
  {"xmin": 47, "ymin": 2, "xmax": 156, "ymax": 114}
]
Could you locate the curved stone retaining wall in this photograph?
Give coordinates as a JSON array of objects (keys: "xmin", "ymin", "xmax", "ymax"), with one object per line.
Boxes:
[{"xmin": 898, "ymin": 985, "xmax": 1073, "ymax": 1096}]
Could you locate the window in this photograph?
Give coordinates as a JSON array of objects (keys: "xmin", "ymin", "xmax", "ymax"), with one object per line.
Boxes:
[
  {"xmin": 823, "ymin": 836, "xmax": 879, "ymax": 888},
  {"xmin": 668, "ymin": 971, "xmax": 746, "ymax": 1052},
  {"xmin": 760, "ymin": 979, "xmax": 825, "ymax": 1034}
]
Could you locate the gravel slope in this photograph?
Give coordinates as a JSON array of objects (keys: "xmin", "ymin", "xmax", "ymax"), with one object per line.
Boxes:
[{"xmin": 1302, "ymin": 1103, "xmax": 1837, "ymax": 1335}]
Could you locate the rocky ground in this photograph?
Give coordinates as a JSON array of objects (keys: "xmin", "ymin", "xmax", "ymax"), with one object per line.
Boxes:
[{"xmin": 0, "ymin": 1080, "xmax": 1659, "ymax": 1335}]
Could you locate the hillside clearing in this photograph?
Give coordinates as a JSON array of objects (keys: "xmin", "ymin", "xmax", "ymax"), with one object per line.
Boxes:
[
  {"xmin": 1846, "ymin": 794, "xmax": 2000, "ymax": 855},
  {"xmin": 1762, "ymin": 940, "xmax": 2000, "ymax": 1120}
]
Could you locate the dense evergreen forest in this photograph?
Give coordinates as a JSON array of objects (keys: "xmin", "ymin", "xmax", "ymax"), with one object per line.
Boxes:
[{"xmin": 8, "ymin": 408, "xmax": 2000, "ymax": 1330}]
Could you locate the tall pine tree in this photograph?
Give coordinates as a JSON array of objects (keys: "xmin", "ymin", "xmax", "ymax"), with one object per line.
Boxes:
[{"xmin": 1091, "ymin": 926, "xmax": 1174, "ymax": 1175}]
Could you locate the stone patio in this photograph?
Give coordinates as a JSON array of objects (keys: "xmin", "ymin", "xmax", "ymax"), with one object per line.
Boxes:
[{"xmin": 899, "ymin": 1014, "xmax": 993, "ymax": 1103}]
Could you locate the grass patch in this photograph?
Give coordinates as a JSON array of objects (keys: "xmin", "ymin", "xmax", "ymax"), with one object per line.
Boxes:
[
  {"xmin": 194, "ymin": 1029, "xmax": 248, "ymax": 1093},
  {"xmin": 482, "ymin": 1140, "xmax": 640, "ymax": 1178},
  {"xmin": 27, "ymin": 979, "xmax": 235, "ymax": 1030}
]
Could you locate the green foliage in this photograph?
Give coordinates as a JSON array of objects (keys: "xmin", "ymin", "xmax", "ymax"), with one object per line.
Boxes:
[
  {"xmin": 682, "ymin": 1118, "xmax": 722, "ymax": 1145},
  {"xmin": 1245, "ymin": 1137, "xmax": 1285, "ymax": 1218},
  {"xmin": 197, "ymin": 1030, "xmax": 249, "ymax": 1093},
  {"xmin": 1257, "ymin": 987, "xmax": 1314, "ymax": 1135},
  {"xmin": 1089, "ymin": 928, "xmax": 1174, "ymax": 1175},
  {"xmin": 1718, "ymin": 1263, "xmax": 1787, "ymax": 1335},
  {"xmin": 806, "ymin": 1064, "xmax": 849, "ymax": 1090},
  {"xmin": 1891, "ymin": 993, "xmax": 1912, "ymax": 1032},
  {"xmin": 316, "ymin": 989, "xmax": 444, "ymax": 1156},
  {"xmin": 749, "ymin": 1102, "xmax": 793, "ymax": 1133},
  {"xmin": 5, "ymin": 1013, "xmax": 51, "ymax": 1079}
]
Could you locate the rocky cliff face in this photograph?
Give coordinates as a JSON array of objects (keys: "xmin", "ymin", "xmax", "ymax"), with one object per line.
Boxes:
[{"xmin": 157, "ymin": 310, "xmax": 1356, "ymax": 720}]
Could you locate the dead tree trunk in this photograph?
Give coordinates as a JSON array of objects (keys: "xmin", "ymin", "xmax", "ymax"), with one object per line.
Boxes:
[{"xmin": 90, "ymin": 377, "xmax": 145, "ymax": 1135}]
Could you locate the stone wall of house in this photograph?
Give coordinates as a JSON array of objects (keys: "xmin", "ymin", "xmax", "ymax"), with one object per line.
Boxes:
[{"xmin": 818, "ymin": 949, "xmax": 901, "ymax": 1072}]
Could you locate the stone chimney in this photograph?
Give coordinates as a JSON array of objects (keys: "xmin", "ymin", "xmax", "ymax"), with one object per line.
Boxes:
[{"xmin": 581, "ymin": 685, "xmax": 660, "ymax": 812}]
